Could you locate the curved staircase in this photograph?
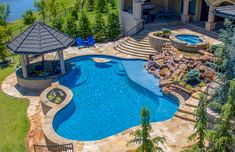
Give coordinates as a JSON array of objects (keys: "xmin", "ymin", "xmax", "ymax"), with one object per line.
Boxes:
[{"xmin": 115, "ymin": 36, "xmax": 156, "ymax": 58}]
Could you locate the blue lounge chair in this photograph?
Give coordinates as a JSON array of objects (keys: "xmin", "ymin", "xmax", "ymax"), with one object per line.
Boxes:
[
  {"xmin": 76, "ymin": 37, "xmax": 84, "ymax": 47},
  {"xmin": 87, "ymin": 36, "xmax": 96, "ymax": 47}
]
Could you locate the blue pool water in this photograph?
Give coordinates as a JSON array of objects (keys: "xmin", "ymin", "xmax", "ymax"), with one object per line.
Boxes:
[
  {"xmin": 0, "ymin": 0, "xmax": 37, "ymax": 22},
  {"xmin": 176, "ymin": 34, "xmax": 203, "ymax": 45},
  {"xmin": 54, "ymin": 55, "xmax": 179, "ymax": 141}
]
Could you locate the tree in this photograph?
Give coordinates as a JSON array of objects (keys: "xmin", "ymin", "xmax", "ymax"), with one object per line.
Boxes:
[
  {"xmin": 0, "ymin": 3, "xmax": 10, "ymax": 26},
  {"xmin": 109, "ymin": 0, "xmax": 116, "ymax": 9},
  {"xmin": 71, "ymin": 0, "xmax": 81, "ymax": 20},
  {"xmin": 22, "ymin": 9, "xmax": 36, "ymax": 25},
  {"xmin": 34, "ymin": 0, "xmax": 47, "ymax": 21},
  {"xmin": 95, "ymin": 0, "xmax": 108, "ymax": 13},
  {"xmin": 77, "ymin": 12, "xmax": 92, "ymax": 39},
  {"xmin": 52, "ymin": 16, "xmax": 64, "ymax": 31},
  {"xmin": 47, "ymin": 0, "xmax": 62, "ymax": 19},
  {"xmin": 0, "ymin": 26, "xmax": 8, "ymax": 62},
  {"xmin": 127, "ymin": 106, "xmax": 165, "ymax": 152},
  {"xmin": 207, "ymin": 78, "xmax": 235, "ymax": 152},
  {"xmin": 65, "ymin": 14, "xmax": 77, "ymax": 37},
  {"xmin": 93, "ymin": 13, "xmax": 106, "ymax": 42},
  {"xmin": 187, "ymin": 93, "xmax": 208, "ymax": 152},
  {"xmin": 107, "ymin": 12, "xmax": 121, "ymax": 40},
  {"xmin": 85, "ymin": 0, "xmax": 95, "ymax": 11}
]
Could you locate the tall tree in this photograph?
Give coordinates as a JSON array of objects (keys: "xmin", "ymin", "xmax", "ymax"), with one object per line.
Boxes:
[
  {"xmin": 65, "ymin": 14, "xmax": 77, "ymax": 37},
  {"xmin": 34, "ymin": 0, "xmax": 47, "ymax": 21},
  {"xmin": 95, "ymin": 0, "xmax": 108, "ymax": 13},
  {"xmin": 0, "ymin": 3, "xmax": 10, "ymax": 26},
  {"xmin": 22, "ymin": 9, "xmax": 36, "ymax": 25},
  {"xmin": 85, "ymin": 0, "xmax": 95, "ymax": 11},
  {"xmin": 109, "ymin": 0, "xmax": 116, "ymax": 9},
  {"xmin": 47, "ymin": 0, "xmax": 62, "ymax": 19},
  {"xmin": 0, "ymin": 26, "xmax": 7, "ymax": 62},
  {"xmin": 71, "ymin": 0, "xmax": 81, "ymax": 20},
  {"xmin": 77, "ymin": 12, "xmax": 92, "ymax": 39},
  {"xmin": 52, "ymin": 16, "xmax": 64, "ymax": 31},
  {"xmin": 127, "ymin": 106, "xmax": 165, "ymax": 152},
  {"xmin": 207, "ymin": 78, "xmax": 235, "ymax": 152},
  {"xmin": 107, "ymin": 12, "xmax": 121, "ymax": 40},
  {"xmin": 93, "ymin": 13, "xmax": 106, "ymax": 42},
  {"xmin": 187, "ymin": 93, "xmax": 208, "ymax": 152}
]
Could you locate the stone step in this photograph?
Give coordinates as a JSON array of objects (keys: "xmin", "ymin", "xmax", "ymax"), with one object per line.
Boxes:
[
  {"xmin": 128, "ymin": 37, "xmax": 150, "ymax": 45},
  {"xmin": 178, "ymin": 105, "xmax": 196, "ymax": 116},
  {"xmin": 115, "ymin": 47, "xmax": 149, "ymax": 58},
  {"xmin": 117, "ymin": 44, "xmax": 156, "ymax": 55},
  {"xmin": 127, "ymin": 38, "xmax": 151, "ymax": 47},
  {"xmin": 120, "ymin": 42, "xmax": 155, "ymax": 53},
  {"xmin": 122, "ymin": 40, "xmax": 153, "ymax": 50},
  {"xmin": 175, "ymin": 112, "xmax": 196, "ymax": 122},
  {"xmin": 185, "ymin": 97, "xmax": 200, "ymax": 108}
]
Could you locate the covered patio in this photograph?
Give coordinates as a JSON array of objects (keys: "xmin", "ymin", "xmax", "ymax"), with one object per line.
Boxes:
[{"xmin": 7, "ymin": 21, "xmax": 74, "ymax": 91}]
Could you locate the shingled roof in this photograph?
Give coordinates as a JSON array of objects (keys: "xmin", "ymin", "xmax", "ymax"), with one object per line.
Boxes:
[
  {"xmin": 7, "ymin": 21, "xmax": 74, "ymax": 54},
  {"xmin": 215, "ymin": 5, "xmax": 235, "ymax": 20}
]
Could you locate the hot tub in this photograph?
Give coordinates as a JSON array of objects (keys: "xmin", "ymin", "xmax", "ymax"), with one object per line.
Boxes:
[{"xmin": 170, "ymin": 34, "xmax": 208, "ymax": 52}]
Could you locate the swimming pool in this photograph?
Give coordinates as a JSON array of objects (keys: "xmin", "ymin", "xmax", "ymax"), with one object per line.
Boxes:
[
  {"xmin": 54, "ymin": 55, "xmax": 179, "ymax": 141},
  {"xmin": 176, "ymin": 34, "xmax": 203, "ymax": 45}
]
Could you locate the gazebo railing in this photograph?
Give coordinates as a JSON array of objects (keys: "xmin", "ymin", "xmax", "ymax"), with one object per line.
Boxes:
[{"xmin": 34, "ymin": 143, "xmax": 73, "ymax": 152}]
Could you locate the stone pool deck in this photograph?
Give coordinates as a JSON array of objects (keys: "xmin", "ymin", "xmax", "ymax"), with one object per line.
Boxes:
[{"xmin": 1, "ymin": 43, "xmax": 196, "ymax": 152}]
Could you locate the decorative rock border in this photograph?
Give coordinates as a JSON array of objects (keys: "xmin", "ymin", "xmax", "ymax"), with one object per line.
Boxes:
[
  {"xmin": 148, "ymin": 32, "xmax": 170, "ymax": 50},
  {"xmin": 170, "ymin": 34, "xmax": 208, "ymax": 52}
]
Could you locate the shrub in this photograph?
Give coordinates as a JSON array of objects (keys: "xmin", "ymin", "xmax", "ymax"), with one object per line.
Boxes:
[
  {"xmin": 179, "ymin": 80, "xmax": 186, "ymax": 87},
  {"xmin": 185, "ymin": 84, "xmax": 192, "ymax": 91},
  {"xmin": 107, "ymin": 12, "xmax": 121, "ymax": 40},
  {"xmin": 199, "ymin": 81, "xmax": 206, "ymax": 87},
  {"xmin": 52, "ymin": 16, "xmax": 64, "ymax": 31},
  {"xmin": 22, "ymin": 9, "xmax": 36, "ymax": 25},
  {"xmin": 0, "ymin": 26, "xmax": 8, "ymax": 62},
  {"xmin": 85, "ymin": 0, "xmax": 94, "ymax": 11},
  {"xmin": 65, "ymin": 14, "xmax": 77, "ymax": 37},
  {"xmin": 77, "ymin": 12, "xmax": 92, "ymax": 39},
  {"xmin": 95, "ymin": 0, "xmax": 108, "ymax": 13},
  {"xmin": 186, "ymin": 69, "xmax": 200, "ymax": 81},
  {"xmin": 93, "ymin": 13, "xmax": 106, "ymax": 42},
  {"xmin": 153, "ymin": 28, "xmax": 172, "ymax": 39}
]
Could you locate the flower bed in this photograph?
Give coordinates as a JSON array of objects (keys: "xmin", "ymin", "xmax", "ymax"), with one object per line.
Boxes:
[{"xmin": 47, "ymin": 88, "xmax": 66, "ymax": 104}]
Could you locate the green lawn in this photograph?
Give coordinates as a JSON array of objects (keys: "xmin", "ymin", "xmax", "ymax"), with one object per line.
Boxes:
[{"xmin": 0, "ymin": 65, "xmax": 29, "ymax": 152}]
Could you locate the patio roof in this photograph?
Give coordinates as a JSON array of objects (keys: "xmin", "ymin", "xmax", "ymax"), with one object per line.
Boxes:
[
  {"xmin": 7, "ymin": 21, "xmax": 74, "ymax": 55},
  {"xmin": 215, "ymin": 5, "xmax": 235, "ymax": 20}
]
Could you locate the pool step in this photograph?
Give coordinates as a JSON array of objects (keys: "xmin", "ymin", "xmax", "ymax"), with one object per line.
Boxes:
[{"xmin": 114, "ymin": 63, "xmax": 126, "ymax": 76}]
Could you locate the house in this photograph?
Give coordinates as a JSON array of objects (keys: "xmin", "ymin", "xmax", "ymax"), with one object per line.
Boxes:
[{"xmin": 119, "ymin": 0, "xmax": 235, "ymax": 34}]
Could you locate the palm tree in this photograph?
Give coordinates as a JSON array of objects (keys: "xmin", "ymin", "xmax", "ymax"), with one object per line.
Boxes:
[
  {"xmin": 127, "ymin": 106, "xmax": 165, "ymax": 152},
  {"xmin": 186, "ymin": 93, "xmax": 208, "ymax": 152}
]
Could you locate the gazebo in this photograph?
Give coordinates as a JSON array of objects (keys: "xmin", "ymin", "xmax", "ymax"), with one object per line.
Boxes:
[{"xmin": 7, "ymin": 21, "xmax": 74, "ymax": 91}]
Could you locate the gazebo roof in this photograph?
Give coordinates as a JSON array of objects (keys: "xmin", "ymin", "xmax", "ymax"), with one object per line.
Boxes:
[
  {"xmin": 215, "ymin": 5, "xmax": 235, "ymax": 20},
  {"xmin": 7, "ymin": 21, "xmax": 74, "ymax": 55}
]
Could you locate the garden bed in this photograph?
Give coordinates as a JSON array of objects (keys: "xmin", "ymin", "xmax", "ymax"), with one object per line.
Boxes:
[
  {"xmin": 47, "ymin": 88, "xmax": 66, "ymax": 104},
  {"xmin": 0, "ymin": 59, "xmax": 13, "ymax": 69}
]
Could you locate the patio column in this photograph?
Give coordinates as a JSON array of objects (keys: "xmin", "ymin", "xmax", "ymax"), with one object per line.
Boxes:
[
  {"xmin": 165, "ymin": 0, "xmax": 169, "ymax": 10},
  {"xmin": 181, "ymin": 0, "xmax": 190, "ymax": 23},
  {"xmin": 193, "ymin": 0, "xmax": 202, "ymax": 22},
  {"xmin": 58, "ymin": 50, "xmax": 65, "ymax": 74},
  {"xmin": 20, "ymin": 55, "xmax": 28, "ymax": 78},
  {"xmin": 120, "ymin": 0, "xmax": 124, "ymax": 11},
  {"xmin": 133, "ymin": 0, "xmax": 142, "ymax": 20},
  {"xmin": 205, "ymin": 6, "xmax": 216, "ymax": 31}
]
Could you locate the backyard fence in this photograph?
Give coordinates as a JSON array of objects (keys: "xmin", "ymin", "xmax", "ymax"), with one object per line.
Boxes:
[{"xmin": 34, "ymin": 143, "xmax": 73, "ymax": 152}]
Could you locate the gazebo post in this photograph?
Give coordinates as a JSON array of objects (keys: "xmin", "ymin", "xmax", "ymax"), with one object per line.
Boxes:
[
  {"xmin": 25, "ymin": 55, "xmax": 29, "ymax": 65},
  {"xmin": 58, "ymin": 50, "xmax": 65, "ymax": 74},
  {"xmin": 20, "ymin": 55, "xmax": 28, "ymax": 78}
]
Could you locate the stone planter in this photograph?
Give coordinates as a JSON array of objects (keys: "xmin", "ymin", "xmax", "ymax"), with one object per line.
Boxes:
[
  {"xmin": 148, "ymin": 32, "xmax": 170, "ymax": 50},
  {"xmin": 170, "ymin": 34, "xmax": 208, "ymax": 52}
]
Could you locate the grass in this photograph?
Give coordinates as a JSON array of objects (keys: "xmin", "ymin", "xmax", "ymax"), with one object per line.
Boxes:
[{"xmin": 0, "ymin": 63, "xmax": 29, "ymax": 152}]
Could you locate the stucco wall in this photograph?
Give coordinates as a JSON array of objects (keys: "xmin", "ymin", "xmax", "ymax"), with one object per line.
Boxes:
[
  {"xmin": 120, "ymin": 11, "xmax": 142, "ymax": 35},
  {"xmin": 169, "ymin": 0, "xmax": 182, "ymax": 15}
]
